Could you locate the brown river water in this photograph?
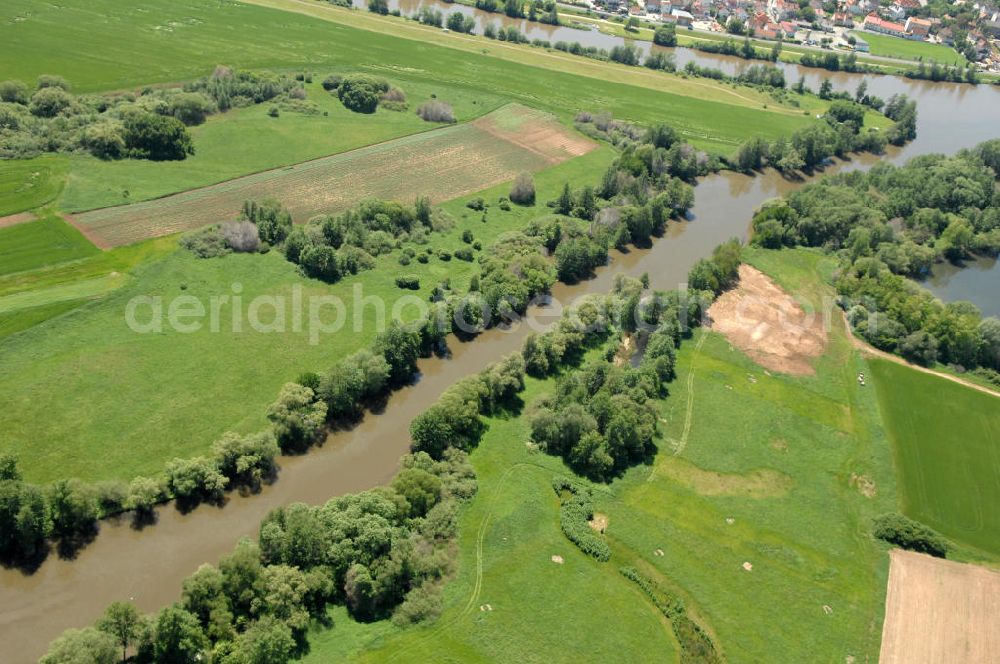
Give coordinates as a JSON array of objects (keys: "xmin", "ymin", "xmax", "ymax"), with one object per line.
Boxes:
[{"xmin": 2, "ymin": 7, "xmax": 999, "ymax": 661}]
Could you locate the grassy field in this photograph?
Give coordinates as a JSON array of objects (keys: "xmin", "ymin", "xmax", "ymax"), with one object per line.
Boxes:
[
  {"xmin": 70, "ymin": 104, "xmax": 595, "ymax": 247},
  {"xmin": 0, "ymin": 147, "xmax": 616, "ymax": 483},
  {"xmin": 0, "ymin": 0, "xmax": 817, "ymax": 157},
  {"xmin": 869, "ymin": 359, "xmax": 1000, "ymax": 556},
  {"xmin": 59, "ymin": 78, "xmax": 507, "ymax": 213},
  {"xmin": 0, "ymin": 213, "xmax": 99, "ymax": 276},
  {"xmin": 296, "ymin": 248, "xmax": 899, "ymax": 663},
  {"xmin": 852, "ymin": 31, "xmax": 967, "ymax": 66},
  {"xmin": 0, "ymin": 156, "xmax": 68, "ymax": 217}
]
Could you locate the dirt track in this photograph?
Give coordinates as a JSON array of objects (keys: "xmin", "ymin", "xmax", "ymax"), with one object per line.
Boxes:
[
  {"xmin": 707, "ymin": 264, "xmax": 828, "ymax": 375},
  {"xmin": 0, "ymin": 212, "xmax": 36, "ymax": 229},
  {"xmin": 880, "ymin": 549, "xmax": 1000, "ymax": 663}
]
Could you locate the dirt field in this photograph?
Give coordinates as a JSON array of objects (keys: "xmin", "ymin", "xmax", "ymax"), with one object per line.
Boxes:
[
  {"xmin": 68, "ymin": 104, "xmax": 595, "ymax": 248},
  {"xmin": 0, "ymin": 212, "xmax": 36, "ymax": 229},
  {"xmin": 880, "ymin": 549, "xmax": 1000, "ymax": 663},
  {"xmin": 707, "ymin": 265, "xmax": 828, "ymax": 375}
]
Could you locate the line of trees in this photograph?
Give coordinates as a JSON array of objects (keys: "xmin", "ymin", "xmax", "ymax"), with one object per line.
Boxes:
[
  {"xmin": 750, "ymin": 139, "xmax": 1000, "ymax": 375},
  {"xmin": 732, "ymin": 95, "xmax": 917, "ymax": 175}
]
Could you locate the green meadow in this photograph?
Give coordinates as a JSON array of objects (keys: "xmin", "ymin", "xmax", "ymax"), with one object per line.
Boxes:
[
  {"xmin": 295, "ymin": 248, "xmax": 900, "ymax": 663},
  {"xmin": 0, "ymin": 0, "xmax": 816, "ymax": 157},
  {"xmin": 0, "ymin": 148, "xmax": 616, "ymax": 483},
  {"xmin": 0, "ymin": 155, "xmax": 67, "ymax": 216},
  {"xmin": 869, "ymin": 359, "xmax": 1000, "ymax": 556},
  {"xmin": 0, "ymin": 213, "xmax": 98, "ymax": 276},
  {"xmin": 853, "ymin": 31, "xmax": 967, "ymax": 66}
]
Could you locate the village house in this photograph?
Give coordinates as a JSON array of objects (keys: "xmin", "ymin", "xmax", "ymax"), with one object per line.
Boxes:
[
  {"xmin": 863, "ymin": 12, "xmax": 907, "ymax": 37},
  {"xmin": 904, "ymin": 16, "xmax": 932, "ymax": 38},
  {"xmin": 834, "ymin": 10, "xmax": 855, "ymax": 26}
]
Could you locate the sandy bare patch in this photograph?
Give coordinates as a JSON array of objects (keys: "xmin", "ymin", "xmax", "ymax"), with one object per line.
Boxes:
[
  {"xmin": 707, "ymin": 265, "xmax": 828, "ymax": 375},
  {"xmin": 849, "ymin": 473, "xmax": 877, "ymax": 498},
  {"xmin": 588, "ymin": 513, "xmax": 609, "ymax": 533},
  {"xmin": 880, "ymin": 549, "xmax": 1000, "ymax": 664},
  {"xmin": 0, "ymin": 211, "xmax": 36, "ymax": 229},
  {"xmin": 550, "ymin": 555, "xmax": 564, "ymax": 564}
]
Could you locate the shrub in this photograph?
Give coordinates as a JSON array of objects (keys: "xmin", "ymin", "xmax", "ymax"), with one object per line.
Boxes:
[
  {"xmin": 221, "ymin": 221, "xmax": 260, "ymax": 252},
  {"xmin": 266, "ymin": 383, "xmax": 327, "ymax": 453},
  {"xmin": 461, "ymin": 229, "xmax": 474, "ymax": 243},
  {"xmin": 0, "ymin": 80, "xmax": 29, "ymax": 104},
  {"xmin": 509, "ymin": 172, "xmax": 536, "ymax": 205},
  {"xmin": 168, "ymin": 92, "xmax": 215, "ymax": 125},
  {"xmin": 81, "ymin": 122, "xmax": 126, "ymax": 160},
  {"xmin": 211, "ymin": 431, "xmax": 280, "ymax": 488},
  {"xmin": 872, "ymin": 513, "xmax": 949, "ymax": 558},
  {"xmin": 416, "ymin": 100, "xmax": 456, "ymax": 123},
  {"xmin": 416, "ymin": 253, "xmax": 429, "ymax": 264},
  {"xmin": 437, "ymin": 250, "xmax": 452, "ymax": 261},
  {"xmin": 122, "ymin": 112, "xmax": 193, "ymax": 161},
  {"xmin": 321, "ymin": 74, "xmax": 342, "ymax": 91},
  {"xmin": 380, "ymin": 87, "xmax": 407, "ymax": 111},
  {"xmin": 395, "ymin": 275, "xmax": 421, "ymax": 290},
  {"xmin": 180, "ymin": 226, "xmax": 230, "ymax": 258},
  {"xmin": 165, "ymin": 456, "xmax": 229, "ymax": 503},
  {"xmin": 36, "ymin": 74, "xmax": 71, "ymax": 91},
  {"xmin": 454, "ymin": 247, "xmax": 474, "ymax": 261},
  {"xmin": 338, "ymin": 74, "xmax": 389, "ymax": 114},
  {"xmin": 242, "ymin": 199, "xmax": 292, "ymax": 244},
  {"xmin": 559, "ymin": 489, "xmax": 610, "ymax": 561},
  {"xmin": 29, "ymin": 87, "xmax": 73, "ymax": 117},
  {"xmin": 398, "ymin": 253, "xmax": 411, "ymax": 266},
  {"xmin": 465, "ymin": 198, "xmax": 486, "ymax": 211},
  {"xmin": 125, "ymin": 476, "xmax": 164, "ymax": 514}
]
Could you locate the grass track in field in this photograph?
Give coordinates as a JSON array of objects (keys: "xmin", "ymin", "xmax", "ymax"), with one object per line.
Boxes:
[
  {"xmin": 70, "ymin": 104, "xmax": 595, "ymax": 248},
  {"xmin": 869, "ymin": 358, "xmax": 1000, "ymax": 555},
  {"xmin": 0, "ymin": 213, "xmax": 99, "ymax": 276},
  {"xmin": 0, "ymin": 155, "xmax": 68, "ymax": 217}
]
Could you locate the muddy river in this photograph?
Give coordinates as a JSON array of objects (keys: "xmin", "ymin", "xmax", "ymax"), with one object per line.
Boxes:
[{"xmin": 2, "ymin": 6, "xmax": 998, "ymax": 661}]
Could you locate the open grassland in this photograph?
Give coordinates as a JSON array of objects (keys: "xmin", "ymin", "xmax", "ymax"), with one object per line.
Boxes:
[
  {"xmin": 300, "ymin": 248, "xmax": 898, "ymax": 663},
  {"xmin": 70, "ymin": 104, "xmax": 595, "ymax": 247},
  {"xmin": 0, "ymin": 155, "xmax": 67, "ymax": 217},
  {"xmin": 0, "ymin": 213, "xmax": 99, "ymax": 276},
  {"xmin": 880, "ymin": 549, "xmax": 1000, "ymax": 664},
  {"xmin": 0, "ymin": 0, "xmax": 817, "ymax": 157},
  {"xmin": 0, "ymin": 148, "xmax": 615, "ymax": 483},
  {"xmin": 869, "ymin": 358, "xmax": 1000, "ymax": 556},
  {"xmin": 59, "ymin": 79, "xmax": 505, "ymax": 213},
  {"xmin": 852, "ymin": 31, "xmax": 967, "ymax": 66}
]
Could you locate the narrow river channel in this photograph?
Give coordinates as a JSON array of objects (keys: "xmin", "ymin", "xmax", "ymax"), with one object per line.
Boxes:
[{"xmin": 1, "ymin": 6, "xmax": 998, "ymax": 661}]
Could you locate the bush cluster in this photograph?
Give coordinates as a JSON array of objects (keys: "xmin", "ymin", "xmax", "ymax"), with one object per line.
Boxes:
[
  {"xmin": 1, "ymin": 67, "xmax": 302, "ymax": 160},
  {"xmin": 872, "ymin": 513, "xmax": 949, "ymax": 558},
  {"xmin": 41, "ymin": 450, "xmax": 476, "ymax": 664},
  {"xmin": 751, "ymin": 140, "xmax": 1000, "ymax": 371}
]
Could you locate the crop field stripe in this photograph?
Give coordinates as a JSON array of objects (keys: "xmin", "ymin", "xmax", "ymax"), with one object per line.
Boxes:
[
  {"xmin": 70, "ymin": 104, "xmax": 595, "ymax": 248},
  {"xmin": 870, "ymin": 358, "xmax": 1000, "ymax": 555}
]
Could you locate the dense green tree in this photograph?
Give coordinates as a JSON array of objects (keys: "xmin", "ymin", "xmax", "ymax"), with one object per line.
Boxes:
[
  {"xmin": 97, "ymin": 601, "xmax": 142, "ymax": 663},
  {"xmin": 123, "ymin": 113, "xmax": 193, "ymax": 161},
  {"xmin": 40, "ymin": 627, "xmax": 117, "ymax": 664},
  {"xmin": 266, "ymin": 383, "xmax": 327, "ymax": 453}
]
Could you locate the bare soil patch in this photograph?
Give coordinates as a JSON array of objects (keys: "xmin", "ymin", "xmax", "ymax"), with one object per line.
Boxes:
[
  {"xmin": 588, "ymin": 513, "xmax": 609, "ymax": 533},
  {"xmin": 70, "ymin": 104, "xmax": 596, "ymax": 248},
  {"xmin": 880, "ymin": 549, "xmax": 1000, "ymax": 664},
  {"xmin": 0, "ymin": 212, "xmax": 36, "ymax": 229},
  {"xmin": 659, "ymin": 456, "xmax": 792, "ymax": 498},
  {"xmin": 707, "ymin": 265, "xmax": 828, "ymax": 375}
]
